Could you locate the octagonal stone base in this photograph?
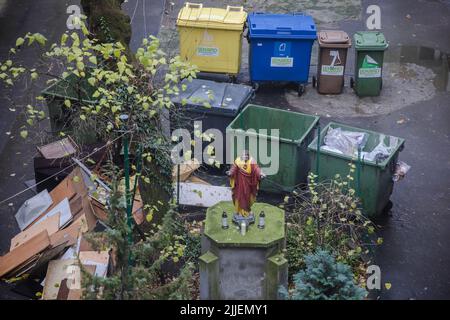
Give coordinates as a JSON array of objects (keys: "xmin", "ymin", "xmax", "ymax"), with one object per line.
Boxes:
[{"xmin": 199, "ymin": 201, "xmax": 287, "ymax": 300}]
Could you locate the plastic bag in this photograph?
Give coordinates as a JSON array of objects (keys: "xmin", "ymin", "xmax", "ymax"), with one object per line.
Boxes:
[
  {"xmin": 322, "ymin": 127, "xmax": 368, "ymax": 156},
  {"xmin": 361, "ymin": 135, "xmax": 399, "ymax": 162},
  {"xmin": 393, "ymin": 161, "xmax": 411, "ymax": 182}
]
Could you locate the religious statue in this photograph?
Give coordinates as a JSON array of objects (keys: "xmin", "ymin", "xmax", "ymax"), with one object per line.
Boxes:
[{"xmin": 226, "ymin": 150, "xmax": 265, "ymax": 226}]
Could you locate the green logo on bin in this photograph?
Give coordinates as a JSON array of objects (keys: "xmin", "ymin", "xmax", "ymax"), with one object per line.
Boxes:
[
  {"xmin": 359, "ymin": 55, "xmax": 381, "ymax": 78},
  {"xmin": 197, "ymin": 46, "xmax": 219, "ymax": 57},
  {"xmin": 270, "ymin": 57, "xmax": 294, "ymax": 68},
  {"xmin": 321, "ymin": 65, "xmax": 344, "ymax": 76}
]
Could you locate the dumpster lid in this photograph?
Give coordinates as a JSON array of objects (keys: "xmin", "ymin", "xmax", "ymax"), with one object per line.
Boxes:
[
  {"xmin": 171, "ymin": 79, "xmax": 253, "ymax": 116},
  {"xmin": 318, "ymin": 30, "xmax": 351, "ymax": 48},
  {"xmin": 176, "ymin": 3, "xmax": 247, "ymax": 31},
  {"xmin": 354, "ymin": 31, "xmax": 388, "ymax": 51},
  {"xmin": 248, "ymin": 13, "xmax": 317, "ymax": 39}
]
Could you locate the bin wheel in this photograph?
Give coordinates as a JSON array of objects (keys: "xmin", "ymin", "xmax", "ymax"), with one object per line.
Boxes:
[
  {"xmin": 229, "ymin": 75, "xmax": 237, "ymax": 83},
  {"xmin": 312, "ymin": 76, "xmax": 317, "ymax": 88},
  {"xmin": 298, "ymin": 84, "xmax": 305, "ymax": 97},
  {"xmin": 350, "ymin": 77, "xmax": 355, "ymax": 88},
  {"xmin": 251, "ymin": 82, "xmax": 260, "ymax": 92}
]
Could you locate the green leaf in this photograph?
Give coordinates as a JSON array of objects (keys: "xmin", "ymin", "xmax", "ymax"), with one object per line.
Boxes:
[
  {"xmin": 61, "ymin": 33, "xmax": 68, "ymax": 45},
  {"xmin": 64, "ymin": 99, "xmax": 71, "ymax": 108},
  {"xmin": 87, "ymin": 77, "xmax": 96, "ymax": 87},
  {"xmin": 16, "ymin": 37, "xmax": 25, "ymax": 47},
  {"xmin": 88, "ymin": 56, "xmax": 97, "ymax": 65},
  {"xmin": 80, "ymin": 114, "xmax": 86, "ymax": 121},
  {"xmin": 20, "ymin": 130, "xmax": 28, "ymax": 139},
  {"xmin": 31, "ymin": 72, "xmax": 38, "ymax": 80},
  {"xmin": 33, "ymin": 33, "xmax": 47, "ymax": 46}
]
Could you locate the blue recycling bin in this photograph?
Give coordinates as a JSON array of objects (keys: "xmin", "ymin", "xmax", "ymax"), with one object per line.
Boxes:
[{"xmin": 247, "ymin": 13, "xmax": 317, "ymax": 95}]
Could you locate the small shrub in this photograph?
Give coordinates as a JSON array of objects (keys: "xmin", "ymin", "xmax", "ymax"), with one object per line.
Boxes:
[
  {"xmin": 284, "ymin": 169, "xmax": 378, "ymax": 285},
  {"xmin": 281, "ymin": 250, "xmax": 367, "ymax": 300}
]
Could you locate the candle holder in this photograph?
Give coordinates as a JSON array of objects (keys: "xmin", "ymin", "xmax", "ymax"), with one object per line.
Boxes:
[
  {"xmin": 258, "ymin": 211, "xmax": 265, "ymax": 229},
  {"xmin": 221, "ymin": 211, "xmax": 229, "ymax": 229}
]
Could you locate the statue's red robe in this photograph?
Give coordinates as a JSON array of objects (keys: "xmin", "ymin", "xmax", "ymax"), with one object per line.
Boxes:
[{"xmin": 229, "ymin": 156, "xmax": 261, "ymax": 217}]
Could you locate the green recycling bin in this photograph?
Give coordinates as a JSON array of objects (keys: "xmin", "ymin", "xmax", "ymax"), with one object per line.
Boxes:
[
  {"xmin": 351, "ymin": 31, "xmax": 388, "ymax": 97},
  {"xmin": 308, "ymin": 122, "xmax": 405, "ymax": 217},
  {"xmin": 42, "ymin": 73, "xmax": 98, "ymax": 143},
  {"xmin": 226, "ymin": 104, "xmax": 319, "ymax": 193}
]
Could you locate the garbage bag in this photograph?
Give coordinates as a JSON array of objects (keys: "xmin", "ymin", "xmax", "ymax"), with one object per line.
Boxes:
[
  {"xmin": 361, "ymin": 134, "xmax": 399, "ymax": 163},
  {"xmin": 393, "ymin": 161, "xmax": 411, "ymax": 182},
  {"xmin": 322, "ymin": 127, "xmax": 368, "ymax": 156}
]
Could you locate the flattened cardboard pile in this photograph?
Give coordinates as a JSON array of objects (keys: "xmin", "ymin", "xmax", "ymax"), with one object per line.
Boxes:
[{"xmin": 0, "ymin": 165, "xmax": 142, "ymax": 300}]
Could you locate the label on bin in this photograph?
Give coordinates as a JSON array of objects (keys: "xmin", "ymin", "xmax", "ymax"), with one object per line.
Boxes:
[
  {"xmin": 197, "ymin": 46, "xmax": 219, "ymax": 57},
  {"xmin": 359, "ymin": 55, "xmax": 381, "ymax": 78},
  {"xmin": 321, "ymin": 65, "xmax": 344, "ymax": 76},
  {"xmin": 270, "ymin": 57, "xmax": 294, "ymax": 68}
]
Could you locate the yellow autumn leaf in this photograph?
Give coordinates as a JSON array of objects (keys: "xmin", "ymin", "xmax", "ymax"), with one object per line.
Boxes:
[{"xmin": 20, "ymin": 130, "xmax": 28, "ymax": 139}]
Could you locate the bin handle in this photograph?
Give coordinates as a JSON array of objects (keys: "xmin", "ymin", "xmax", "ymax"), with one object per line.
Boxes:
[
  {"xmin": 226, "ymin": 5, "xmax": 244, "ymax": 12},
  {"xmin": 185, "ymin": 2, "xmax": 203, "ymax": 9}
]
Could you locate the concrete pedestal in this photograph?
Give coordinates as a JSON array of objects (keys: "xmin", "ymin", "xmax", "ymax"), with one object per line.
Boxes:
[{"xmin": 199, "ymin": 201, "xmax": 287, "ymax": 300}]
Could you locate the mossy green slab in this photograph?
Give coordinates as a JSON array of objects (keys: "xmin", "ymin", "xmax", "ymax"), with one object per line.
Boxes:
[{"xmin": 204, "ymin": 201, "xmax": 285, "ymax": 248}]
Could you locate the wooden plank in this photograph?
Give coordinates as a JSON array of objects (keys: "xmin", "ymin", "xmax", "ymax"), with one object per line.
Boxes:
[
  {"xmin": 37, "ymin": 137, "xmax": 77, "ymax": 159},
  {"xmin": 79, "ymin": 251, "xmax": 109, "ymax": 277},
  {"xmin": 42, "ymin": 259, "xmax": 78, "ymax": 300},
  {"xmin": 65, "ymin": 264, "xmax": 96, "ymax": 300},
  {"xmin": 69, "ymin": 195, "xmax": 83, "ymax": 216},
  {"xmin": 10, "ymin": 213, "xmax": 60, "ymax": 251},
  {"xmin": 172, "ymin": 159, "xmax": 200, "ymax": 182},
  {"xmin": 26, "ymin": 176, "xmax": 76, "ymax": 230},
  {"xmin": 49, "ymin": 215, "xmax": 87, "ymax": 248},
  {"xmin": 0, "ymin": 231, "xmax": 50, "ymax": 278}
]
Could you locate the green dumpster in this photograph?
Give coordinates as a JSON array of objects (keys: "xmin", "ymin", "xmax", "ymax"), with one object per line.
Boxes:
[
  {"xmin": 308, "ymin": 122, "xmax": 405, "ymax": 217},
  {"xmin": 42, "ymin": 73, "xmax": 97, "ymax": 143},
  {"xmin": 351, "ymin": 31, "xmax": 388, "ymax": 97},
  {"xmin": 226, "ymin": 104, "xmax": 319, "ymax": 193}
]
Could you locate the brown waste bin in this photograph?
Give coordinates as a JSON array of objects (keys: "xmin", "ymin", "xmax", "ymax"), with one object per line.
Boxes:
[{"xmin": 314, "ymin": 30, "xmax": 352, "ymax": 94}]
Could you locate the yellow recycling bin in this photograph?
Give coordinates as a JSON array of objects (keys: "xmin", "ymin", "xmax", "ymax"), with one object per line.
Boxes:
[{"xmin": 176, "ymin": 2, "xmax": 247, "ymax": 76}]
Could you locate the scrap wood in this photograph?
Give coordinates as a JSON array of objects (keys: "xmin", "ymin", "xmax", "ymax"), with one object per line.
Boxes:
[
  {"xmin": 37, "ymin": 137, "xmax": 78, "ymax": 160},
  {"xmin": 79, "ymin": 251, "xmax": 109, "ymax": 278},
  {"xmin": 69, "ymin": 195, "xmax": 83, "ymax": 216},
  {"xmin": 25, "ymin": 175, "xmax": 76, "ymax": 230},
  {"xmin": 34, "ymin": 198, "xmax": 73, "ymax": 229},
  {"xmin": 50, "ymin": 215, "xmax": 88, "ymax": 248},
  {"xmin": 172, "ymin": 159, "xmax": 200, "ymax": 182},
  {"xmin": 10, "ymin": 213, "xmax": 60, "ymax": 251},
  {"xmin": 72, "ymin": 196, "xmax": 99, "ymax": 232},
  {"xmin": 89, "ymin": 197, "xmax": 144, "ymax": 226},
  {"xmin": 29, "ymin": 242, "xmax": 71, "ymax": 277},
  {"xmin": 57, "ymin": 264, "xmax": 96, "ymax": 300},
  {"xmin": 42, "ymin": 259, "xmax": 78, "ymax": 300},
  {"xmin": 0, "ymin": 231, "xmax": 50, "ymax": 278}
]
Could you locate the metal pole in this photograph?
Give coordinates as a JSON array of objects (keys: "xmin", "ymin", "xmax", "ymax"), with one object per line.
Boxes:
[
  {"xmin": 316, "ymin": 124, "xmax": 321, "ymax": 178},
  {"xmin": 177, "ymin": 163, "xmax": 180, "ymax": 206},
  {"xmin": 119, "ymin": 114, "xmax": 133, "ymax": 265}
]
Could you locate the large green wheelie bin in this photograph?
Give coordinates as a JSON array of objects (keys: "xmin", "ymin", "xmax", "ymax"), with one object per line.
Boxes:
[
  {"xmin": 308, "ymin": 122, "xmax": 405, "ymax": 217},
  {"xmin": 226, "ymin": 104, "xmax": 319, "ymax": 193},
  {"xmin": 351, "ymin": 31, "xmax": 388, "ymax": 97},
  {"xmin": 42, "ymin": 73, "xmax": 98, "ymax": 143}
]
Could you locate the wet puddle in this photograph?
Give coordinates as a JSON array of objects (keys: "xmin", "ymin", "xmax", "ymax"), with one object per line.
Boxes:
[
  {"xmin": 385, "ymin": 45, "xmax": 449, "ymax": 92},
  {"xmin": 285, "ymin": 45, "xmax": 449, "ymax": 117}
]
